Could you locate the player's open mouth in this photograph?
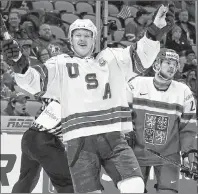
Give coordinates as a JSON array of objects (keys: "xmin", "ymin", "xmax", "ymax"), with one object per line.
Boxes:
[{"xmin": 78, "ymin": 43, "xmax": 87, "ymax": 47}]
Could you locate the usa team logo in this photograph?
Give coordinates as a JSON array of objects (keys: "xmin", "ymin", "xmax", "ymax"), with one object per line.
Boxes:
[{"xmin": 99, "ymin": 58, "xmax": 107, "ymax": 66}]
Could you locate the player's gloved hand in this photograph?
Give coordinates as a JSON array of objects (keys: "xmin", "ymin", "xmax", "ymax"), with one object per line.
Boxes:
[
  {"xmin": 181, "ymin": 150, "xmax": 198, "ymax": 180},
  {"xmin": 147, "ymin": 3, "xmax": 175, "ymax": 41},
  {"xmin": 125, "ymin": 131, "xmax": 137, "ymax": 149},
  {"xmin": 2, "ymin": 39, "xmax": 21, "ymax": 62},
  {"xmin": 2, "ymin": 39, "xmax": 29, "ymax": 73}
]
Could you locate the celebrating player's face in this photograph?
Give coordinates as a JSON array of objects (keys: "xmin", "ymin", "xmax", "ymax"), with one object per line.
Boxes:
[
  {"xmin": 160, "ymin": 59, "xmax": 178, "ymax": 79},
  {"xmin": 72, "ymin": 29, "xmax": 94, "ymax": 58}
]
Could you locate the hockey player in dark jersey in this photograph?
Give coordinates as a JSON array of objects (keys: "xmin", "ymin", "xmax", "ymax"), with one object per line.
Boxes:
[
  {"xmin": 127, "ymin": 48, "xmax": 197, "ymax": 193},
  {"xmin": 2, "ymin": 4, "xmax": 175, "ymax": 193}
]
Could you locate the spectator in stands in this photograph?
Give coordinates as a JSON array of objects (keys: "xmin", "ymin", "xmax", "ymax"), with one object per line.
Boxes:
[
  {"xmin": 1, "ymin": 60, "xmax": 13, "ymax": 100},
  {"xmin": 179, "ymin": 68, "xmax": 197, "ymax": 105},
  {"xmin": 124, "ymin": 9, "xmax": 151, "ymax": 42},
  {"xmin": 9, "ymin": 0, "xmax": 32, "ymax": 10},
  {"xmin": 182, "ymin": 49, "xmax": 197, "ymax": 73},
  {"xmin": 37, "ymin": 47, "xmax": 51, "ymax": 64},
  {"xmin": 20, "ymin": 21, "xmax": 36, "ymax": 39},
  {"xmin": 33, "ymin": 23, "xmax": 64, "ymax": 57},
  {"xmin": 19, "ymin": 39, "xmax": 33, "ymax": 56},
  {"xmin": 186, "ymin": 69, "xmax": 197, "ymax": 97},
  {"xmin": 176, "ymin": 9, "xmax": 196, "ymax": 45},
  {"xmin": 165, "ymin": 25, "xmax": 192, "ymax": 56},
  {"xmin": 18, "ymin": 39, "xmax": 41, "ymax": 66},
  {"xmin": 8, "ymin": 12, "xmax": 23, "ymax": 39},
  {"xmin": 182, "ymin": 1, "xmax": 195, "ymax": 21},
  {"xmin": 20, "ymin": 13, "xmax": 41, "ymax": 40},
  {"xmin": 1, "ymin": 92, "xmax": 30, "ymax": 116}
]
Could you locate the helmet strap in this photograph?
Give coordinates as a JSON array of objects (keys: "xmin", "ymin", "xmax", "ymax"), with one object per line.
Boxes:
[
  {"xmin": 153, "ymin": 60, "xmax": 172, "ymax": 91},
  {"xmin": 158, "ymin": 70, "xmax": 172, "ymax": 81}
]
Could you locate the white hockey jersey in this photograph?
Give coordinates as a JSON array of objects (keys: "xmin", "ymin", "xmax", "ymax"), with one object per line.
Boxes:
[
  {"xmin": 14, "ymin": 35, "xmax": 160, "ymax": 143},
  {"xmin": 128, "ymin": 77, "xmax": 197, "ymax": 166}
]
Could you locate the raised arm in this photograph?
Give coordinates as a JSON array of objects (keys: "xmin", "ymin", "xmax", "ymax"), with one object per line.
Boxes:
[
  {"xmin": 14, "ymin": 58, "xmax": 57, "ymax": 96},
  {"xmin": 108, "ymin": 3, "xmax": 176, "ymax": 79},
  {"xmin": 2, "ymin": 39, "xmax": 60, "ymax": 100},
  {"xmin": 134, "ymin": 3, "xmax": 176, "ymax": 72}
]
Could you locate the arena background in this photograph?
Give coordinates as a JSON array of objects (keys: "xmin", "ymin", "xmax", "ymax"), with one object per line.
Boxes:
[{"xmin": 1, "ymin": 0, "xmax": 198, "ymax": 193}]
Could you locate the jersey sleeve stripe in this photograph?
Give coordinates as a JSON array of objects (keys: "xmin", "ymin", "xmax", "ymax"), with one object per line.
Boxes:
[
  {"xmin": 181, "ymin": 113, "xmax": 196, "ymax": 120},
  {"xmin": 129, "ymin": 45, "xmax": 146, "ymax": 74},
  {"xmin": 31, "ymin": 65, "xmax": 49, "ymax": 98},
  {"xmin": 42, "ymin": 65, "xmax": 49, "ymax": 92},
  {"xmin": 31, "ymin": 65, "xmax": 49, "ymax": 91},
  {"xmin": 180, "ymin": 118, "xmax": 197, "ymax": 123}
]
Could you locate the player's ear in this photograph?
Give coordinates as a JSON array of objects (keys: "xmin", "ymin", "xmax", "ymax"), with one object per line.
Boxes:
[{"xmin": 153, "ymin": 59, "xmax": 161, "ymax": 72}]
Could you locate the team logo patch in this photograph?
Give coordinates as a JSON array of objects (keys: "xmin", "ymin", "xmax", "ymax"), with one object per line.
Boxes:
[
  {"xmin": 48, "ymin": 44, "xmax": 61, "ymax": 56},
  {"xmin": 99, "ymin": 58, "xmax": 107, "ymax": 66},
  {"xmin": 165, "ymin": 51, "xmax": 179, "ymax": 62},
  {"xmin": 144, "ymin": 113, "xmax": 169, "ymax": 145}
]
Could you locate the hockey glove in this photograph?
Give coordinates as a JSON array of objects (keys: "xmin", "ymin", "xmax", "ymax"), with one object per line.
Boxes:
[
  {"xmin": 2, "ymin": 39, "xmax": 21, "ymax": 60},
  {"xmin": 181, "ymin": 149, "xmax": 198, "ymax": 180},
  {"xmin": 147, "ymin": 3, "xmax": 175, "ymax": 41},
  {"xmin": 2, "ymin": 39, "xmax": 29, "ymax": 74}
]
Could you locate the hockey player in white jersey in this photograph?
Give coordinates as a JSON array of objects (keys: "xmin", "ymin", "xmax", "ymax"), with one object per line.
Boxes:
[
  {"xmin": 2, "ymin": 4, "xmax": 175, "ymax": 193},
  {"xmin": 127, "ymin": 48, "xmax": 197, "ymax": 193}
]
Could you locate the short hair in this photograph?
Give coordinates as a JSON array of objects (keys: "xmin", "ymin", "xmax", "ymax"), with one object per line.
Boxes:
[
  {"xmin": 39, "ymin": 23, "xmax": 50, "ymax": 31},
  {"xmin": 9, "ymin": 12, "xmax": 21, "ymax": 19},
  {"xmin": 178, "ymin": 9, "xmax": 188, "ymax": 15}
]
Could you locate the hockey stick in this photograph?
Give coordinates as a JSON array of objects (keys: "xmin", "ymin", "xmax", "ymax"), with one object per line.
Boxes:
[
  {"xmin": 0, "ymin": 13, "xmax": 12, "ymax": 40},
  {"xmin": 146, "ymin": 148, "xmax": 198, "ymax": 180}
]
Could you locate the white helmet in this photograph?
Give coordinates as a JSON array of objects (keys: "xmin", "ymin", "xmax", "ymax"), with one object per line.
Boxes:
[{"xmin": 68, "ymin": 19, "xmax": 97, "ymax": 56}]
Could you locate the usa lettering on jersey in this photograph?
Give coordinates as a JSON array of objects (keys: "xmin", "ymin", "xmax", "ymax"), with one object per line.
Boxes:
[{"xmin": 66, "ymin": 62, "xmax": 112, "ymax": 99}]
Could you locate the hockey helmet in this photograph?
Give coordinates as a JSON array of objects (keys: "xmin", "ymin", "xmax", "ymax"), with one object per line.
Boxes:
[
  {"xmin": 153, "ymin": 48, "xmax": 180, "ymax": 73},
  {"xmin": 68, "ymin": 19, "xmax": 97, "ymax": 56}
]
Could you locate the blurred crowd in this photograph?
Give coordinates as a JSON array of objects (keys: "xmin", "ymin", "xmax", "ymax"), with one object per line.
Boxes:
[{"xmin": 0, "ymin": 0, "xmax": 197, "ymax": 116}]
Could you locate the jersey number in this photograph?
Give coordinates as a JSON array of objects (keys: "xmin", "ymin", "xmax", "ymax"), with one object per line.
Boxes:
[
  {"xmin": 190, "ymin": 101, "xmax": 195, "ymax": 111},
  {"xmin": 66, "ymin": 63, "xmax": 111, "ymax": 99}
]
